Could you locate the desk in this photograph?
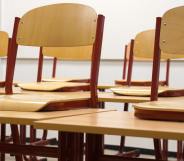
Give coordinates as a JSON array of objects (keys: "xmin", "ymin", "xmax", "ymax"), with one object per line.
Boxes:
[
  {"xmin": 0, "ymin": 109, "xmax": 114, "ymax": 161},
  {"xmin": 35, "ymin": 111, "xmax": 184, "ymax": 140},
  {"xmin": 35, "ymin": 111, "xmax": 184, "ymax": 161}
]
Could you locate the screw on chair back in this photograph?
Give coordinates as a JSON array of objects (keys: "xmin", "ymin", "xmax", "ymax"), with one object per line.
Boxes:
[{"xmin": 5, "ymin": 3, "xmax": 105, "ymax": 107}]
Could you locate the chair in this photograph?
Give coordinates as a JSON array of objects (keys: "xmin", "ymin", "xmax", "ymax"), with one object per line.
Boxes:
[
  {"xmin": 0, "ymin": 31, "xmax": 10, "ymax": 88},
  {"xmin": 115, "ymin": 42, "xmax": 171, "ymax": 87},
  {"xmin": 134, "ymin": 6, "xmax": 184, "ymax": 161},
  {"xmin": 1, "ymin": 3, "xmax": 104, "ymax": 161},
  {"xmin": 111, "ymin": 29, "xmax": 183, "ymax": 159},
  {"xmin": 37, "ymin": 46, "xmax": 92, "ymax": 83},
  {"xmin": 111, "ymin": 29, "xmax": 183, "ymax": 97}
]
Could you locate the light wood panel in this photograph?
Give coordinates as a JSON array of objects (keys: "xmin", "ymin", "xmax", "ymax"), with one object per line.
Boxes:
[
  {"xmin": 0, "ymin": 31, "xmax": 9, "ymax": 57},
  {"xmin": 115, "ymin": 79, "xmax": 166, "ymax": 86},
  {"xmin": 17, "ymin": 3, "xmax": 97, "ymax": 47},
  {"xmin": 160, "ymin": 6, "xmax": 184, "ymax": 55},
  {"xmin": 0, "ymin": 108, "xmax": 114, "ymax": 125},
  {"xmin": 34, "ymin": 111, "xmax": 184, "ymax": 140},
  {"xmin": 18, "ymin": 82, "xmax": 89, "ymax": 91},
  {"xmin": 42, "ymin": 46, "xmax": 93, "ymax": 60},
  {"xmin": 0, "ymin": 91, "xmax": 90, "ymax": 112},
  {"xmin": 110, "ymin": 86, "xmax": 182, "ymax": 97},
  {"xmin": 134, "ymin": 29, "xmax": 184, "ymax": 59},
  {"xmin": 42, "ymin": 77, "xmax": 88, "ymax": 82},
  {"xmin": 98, "ymin": 92, "xmax": 150, "ymax": 103}
]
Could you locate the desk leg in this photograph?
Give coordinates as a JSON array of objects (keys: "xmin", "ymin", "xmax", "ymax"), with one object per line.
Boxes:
[
  {"xmin": 162, "ymin": 139, "xmax": 168, "ymax": 160},
  {"xmin": 119, "ymin": 103, "xmax": 129, "ymax": 153},
  {"xmin": 153, "ymin": 139, "xmax": 162, "ymax": 160},
  {"xmin": 177, "ymin": 140, "xmax": 182, "ymax": 161},
  {"xmin": 11, "ymin": 124, "xmax": 23, "ymax": 161},
  {"xmin": 58, "ymin": 131, "xmax": 84, "ymax": 161},
  {"xmin": 118, "ymin": 103, "xmax": 139, "ymax": 157},
  {"xmin": 86, "ymin": 134, "xmax": 104, "ymax": 161},
  {"xmin": 0, "ymin": 124, "xmax": 5, "ymax": 161},
  {"xmin": 99, "ymin": 89, "xmax": 105, "ymax": 109}
]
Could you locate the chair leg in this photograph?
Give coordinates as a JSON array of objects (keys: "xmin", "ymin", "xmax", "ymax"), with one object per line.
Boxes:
[
  {"xmin": 86, "ymin": 134, "xmax": 104, "ymax": 161},
  {"xmin": 119, "ymin": 103, "xmax": 129, "ymax": 153},
  {"xmin": 117, "ymin": 103, "xmax": 140, "ymax": 158},
  {"xmin": 124, "ymin": 103, "xmax": 129, "ymax": 111},
  {"xmin": 153, "ymin": 139, "xmax": 162, "ymax": 160},
  {"xmin": 10, "ymin": 124, "xmax": 23, "ymax": 161},
  {"xmin": 177, "ymin": 140, "xmax": 183, "ymax": 161},
  {"xmin": 162, "ymin": 139, "xmax": 168, "ymax": 160},
  {"xmin": 0, "ymin": 124, "xmax": 6, "ymax": 161},
  {"xmin": 59, "ymin": 131, "xmax": 84, "ymax": 161},
  {"xmin": 119, "ymin": 136, "xmax": 125, "ymax": 153}
]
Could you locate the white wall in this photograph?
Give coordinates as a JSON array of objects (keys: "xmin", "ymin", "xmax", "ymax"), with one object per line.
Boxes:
[
  {"xmin": 1, "ymin": 0, "xmax": 184, "ymax": 59},
  {"xmin": 1, "ymin": 0, "xmax": 184, "ymax": 152}
]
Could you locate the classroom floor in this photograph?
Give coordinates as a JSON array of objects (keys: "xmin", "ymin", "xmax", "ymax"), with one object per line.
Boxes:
[{"xmin": 5, "ymin": 150, "xmax": 176, "ymax": 161}]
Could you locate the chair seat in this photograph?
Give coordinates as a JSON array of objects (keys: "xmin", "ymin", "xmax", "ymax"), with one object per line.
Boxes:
[
  {"xmin": 111, "ymin": 86, "xmax": 184, "ymax": 97},
  {"xmin": 134, "ymin": 99, "xmax": 184, "ymax": 121},
  {"xmin": 42, "ymin": 77, "xmax": 89, "ymax": 83},
  {"xmin": 0, "ymin": 92, "xmax": 90, "ymax": 112},
  {"xmin": 115, "ymin": 79, "xmax": 166, "ymax": 86},
  {"xmin": 18, "ymin": 82, "xmax": 89, "ymax": 91}
]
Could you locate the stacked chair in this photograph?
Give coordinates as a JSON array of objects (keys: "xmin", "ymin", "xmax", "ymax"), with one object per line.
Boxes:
[
  {"xmin": 36, "ymin": 46, "xmax": 117, "ymax": 91},
  {"xmin": 116, "ymin": 42, "xmax": 171, "ymax": 87},
  {"xmin": 37, "ymin": 46, "xmax": 92, "ymax": 83},
  {"xmin": 0, "ymin": 3, "xmax": 105, "ymax": 161},
  {"xmin": 110, "ymin": 29, "xmax": 183, "ymax": 159},
  {"xmin": 134, "ymin": 6, "xmax": 184, "ymax": 161},
  {"xmin": 111, "ymin": 29, "xmax": 183, "ymax": 97}
]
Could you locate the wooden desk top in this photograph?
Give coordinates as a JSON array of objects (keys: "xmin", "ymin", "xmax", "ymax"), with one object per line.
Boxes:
[
  {"xmin": 34, "ymin": 111, "xmax": 184, "ymax": 140},
  {"xmin": 0, "ymin": 108, "xmax": 114, "ymax": 125}
]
